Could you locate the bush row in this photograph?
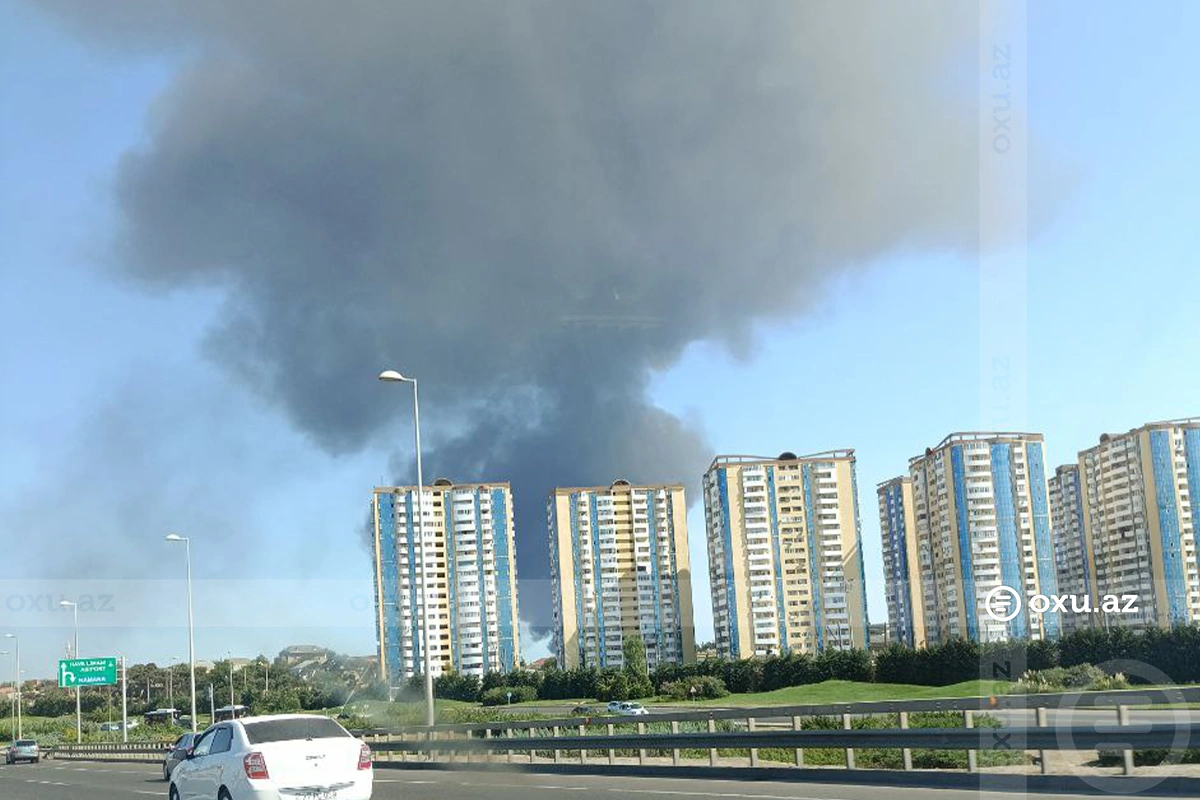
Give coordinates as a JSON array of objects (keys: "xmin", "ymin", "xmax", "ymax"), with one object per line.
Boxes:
[{"xmin": 399, "ymin": 624, "xmax": 1200, "ymax": 706}]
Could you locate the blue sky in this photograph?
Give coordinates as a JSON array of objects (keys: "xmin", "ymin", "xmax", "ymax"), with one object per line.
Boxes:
[{"xmin": 3, "ymin": 2, "xmax": 1199, "ymax": 678}]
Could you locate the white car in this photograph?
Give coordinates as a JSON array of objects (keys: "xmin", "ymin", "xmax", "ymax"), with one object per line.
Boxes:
[
  {"xmin": 617, "ymin": 702, "xmax": 648, "ymax": 716},
  {"xmin": 168, "ymin": 714, "xmax": 372, "ymax": 800},
  {"xmin": 606, "ymin": 701, "xmax": 624, "ymax": 713}
]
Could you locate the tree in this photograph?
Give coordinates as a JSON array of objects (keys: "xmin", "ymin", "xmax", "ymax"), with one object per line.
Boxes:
[
  {"xmin": 623, "ymin": 637, "xmax": 648, "ymax": 678},
  {"xmin": 594, "ymin": 670, "xmax": 630, "ymax": 702},
  {"xmin": 434, "ymin": 671, "xmax": 481, "ymax": 702},
  {"xmin": 622, "ymin": 636, "xmax": 653, "ymax": 698}
]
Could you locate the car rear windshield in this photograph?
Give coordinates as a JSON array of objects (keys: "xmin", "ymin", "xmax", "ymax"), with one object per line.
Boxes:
[
  {"xmin": 243, "ymin": 718, "xmax": 350, "ymax": 745},
  {"xmin": 15, "ymin": 740, "xmax": 36, "ymax": 747}
]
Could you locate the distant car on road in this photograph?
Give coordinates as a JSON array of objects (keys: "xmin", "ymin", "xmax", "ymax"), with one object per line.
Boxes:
[
  {"xmin": 162, "ymin": 732, "xmax": 198, "ymax": 781},
  {"xmin": 101, "ymin": 720, "xmax": 141, "ymax": 733},
  {"xmin": 571, "ymin": 705, "xmax": 596, "ymax": 716},
  {"xmin": 617, "ymin": 702, "xmax": 649, "ymax": 716},
  {"xmin": 167, "ymin": 714, "xmax": 372, "ymax": 800},
  {"xmin": 606, "ymin": 701, "xmax": 624, "ymax": 713},
  {"xmin": 5, "ymin": 739, "xmax": 40, "ymax": 764}
]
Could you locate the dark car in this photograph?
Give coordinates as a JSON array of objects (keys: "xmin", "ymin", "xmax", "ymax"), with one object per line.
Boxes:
[
  {"xmin": 6, "ymin": 739, "xmax": 39, "ymax": 764},
  {"xmin": 571, "ymin": 705, "xmax": 596, "ymax": 716},
  {"xmin": 161, "ymin": 731, "xmax": 198, "ymax": 781}
]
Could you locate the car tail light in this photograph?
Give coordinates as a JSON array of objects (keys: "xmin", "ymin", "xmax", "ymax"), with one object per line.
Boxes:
[
  {"xmin": 357, "ymin": 743, "xmax": 372, "ymax": 770},
  {"xmin": 243, "ymin": 751, "xmax": 270, "ymax": 780}
]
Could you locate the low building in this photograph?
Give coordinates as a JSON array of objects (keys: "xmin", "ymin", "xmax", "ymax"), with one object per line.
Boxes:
[{"xmin": 280, "ymin": 646, "xmax": 329, "ymax": 667}]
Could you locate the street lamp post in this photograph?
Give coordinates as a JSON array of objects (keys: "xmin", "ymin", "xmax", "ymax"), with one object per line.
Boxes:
[
  {"xmin": 59, "ymin": 600, "xmax": 81, "ymax": 743},
  {"xmin": 379, "ymin": 369, "xmax": 436, "ymax": 727},
  {"xmin": 227, "ymin": 651, "xmax": 235, "ymax": 714},
  {"xmin": 0, "ymin": 650, "xmax": 11, "ymax": 741},
  {"xmin": 165, "ymin": 533, "xmax": 198, "ymax": 733},
  {"xmin": 2, "ymin": 634, "xmax": 18, "ymax": 738}
]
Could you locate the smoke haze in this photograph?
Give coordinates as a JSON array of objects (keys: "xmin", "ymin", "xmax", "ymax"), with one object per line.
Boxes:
[{"xmin": 24, "ymin": 2, "xmax": 1002, "ymax": 628}]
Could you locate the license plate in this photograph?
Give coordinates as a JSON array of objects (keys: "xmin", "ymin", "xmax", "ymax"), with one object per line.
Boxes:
[{"xmin": 299, "ymin": 793, "xmax": 334, "ymax": 800}]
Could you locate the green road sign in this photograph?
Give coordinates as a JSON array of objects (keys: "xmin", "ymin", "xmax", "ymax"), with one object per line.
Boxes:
[{"xmin": 59, "ymin": 657, "xmax": 118, "ymax": 688}]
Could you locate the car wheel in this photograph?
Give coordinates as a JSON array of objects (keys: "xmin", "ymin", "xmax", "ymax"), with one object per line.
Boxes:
[
  {"xmin": 169, "ymin": 784, "xmax": 180, "ymax": 800},
  {"xmin": 218, "ymin": 788, "xmax": 232, "ymax": 800},
  {"xmin": 33, "ymin": 758, "xmax": 40, "ymax": 764},
  {"xmin": 163, "ymin": 763, "xmax": 171, "ymax": 781}
]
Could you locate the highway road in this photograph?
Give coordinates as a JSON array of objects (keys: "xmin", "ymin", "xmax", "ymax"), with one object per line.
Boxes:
[{"xmin": 0, "ymin": 760, "xmax": 1165, "ymax": 800}]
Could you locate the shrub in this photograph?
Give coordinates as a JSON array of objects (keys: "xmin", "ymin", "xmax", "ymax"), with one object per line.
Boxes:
[
  {"xmin": 1012, "ymin": 664, "xmax": 1128, "ymax": 694},
  {"xmin": 1097, "ymin": 748, "xmax": 1200, "ymax": 767},
  {"xmin": 480, "ymin": 685, "xmax": 537, "ymax": 706},
  {"xmin": 1091, "ymin": 671, "xmax": 1130, "ymax": 691},
  {"xmin": 661, "ymin": 676, "xmax": 729, "ymax": 700}
]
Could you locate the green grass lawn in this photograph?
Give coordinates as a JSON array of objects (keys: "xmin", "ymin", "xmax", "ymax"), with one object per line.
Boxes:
[{"xmin": 650, "ymin": 679, "xmax": 1013, "ymax": 707}]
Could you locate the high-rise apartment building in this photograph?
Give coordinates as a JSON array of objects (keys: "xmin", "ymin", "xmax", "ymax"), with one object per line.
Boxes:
[
  {"xmin": 906, "ymin": 432, "xmax": 1060, "ymax": 643},
  {"xmin": 878, "ymin": 476, "xmax": 927, "ymax": 648},
  {"xmin": 1078, "ymin": 418, "xmax": 1200, "ymax": 629},
  {"xmin": 372, "ymin": 480, "xmax": 520, "ymax": 683},
  {"xmin": 547, "ymin": 481, "xmax": 695, "ymax": 670},
  {"xmin": 703, "ymin": 451, "xmax": 869, "ymax": 659},
  {"xmin": 1048, "ymin": 463, "xmax": 1092, "ymax": 635}
]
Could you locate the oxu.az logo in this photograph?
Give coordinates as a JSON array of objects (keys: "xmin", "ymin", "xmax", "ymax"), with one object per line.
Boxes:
[{"xmin": 983, "ymin": 586, "xmax": 1139, "ymax": 621}]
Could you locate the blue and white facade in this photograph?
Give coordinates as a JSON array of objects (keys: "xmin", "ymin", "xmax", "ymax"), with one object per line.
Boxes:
[
  {"xmin": 547, "ymin": 481, "xmax": 696, "ymax": 671},
  {"xmin": 372, "ymin": 481, "xmax": 520, "ymax": 684},
  {"xmin": 1049, "ymin": 463, "xmax": 1093, "ymax": 635},
  {"xmin": 908, "ymin": 433, "xmax": 1061, "ymax": 644},
  {"xmin": 703, "ymin": 451, "xmax": 870, "ymax": 659},
  {"xmin": 1079, "ymin": 419, "xmax": 1200, "ymax": 629}
]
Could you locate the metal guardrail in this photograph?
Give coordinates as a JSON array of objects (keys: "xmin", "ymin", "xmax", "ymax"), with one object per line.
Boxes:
[
  {"xmin": 380, "ymin": 686, "xmax": 1200, "ymax": 735},
  {"xmin": 49, "ymin": 741, "xmax": 172, "ymax": 763},
  {"xmin": 46, "ymin": 687, "xmax": 1200, "ymax": 779},
  {"xmin": 366, "ymin": 723, "xmax": 1200, "ymax": 754}
]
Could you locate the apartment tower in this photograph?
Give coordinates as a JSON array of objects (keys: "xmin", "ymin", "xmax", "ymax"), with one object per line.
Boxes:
[
  {"xmin": 372, "ymin": 480, "xmax": 520, "ymax": 683},
  {"xmin": 906, "ymin": 432, "xmax": 1060, "ymax": 643},
  {"xmin": 1048, "ymin": 463, "xmax": 1093, "ymax": 635},
  {"xmin": 878, "ymin": 476, "xmax": 927, "ymax": 647},
  {"xmin": 547, "ymin": 481, "xmax": 696, "ymax": 670},
  {"xmin": 703, "ymin": 450, "xmax": 869, "ymax": 659},
  {"xmin": 1078, "ymin": 418, "xmax": 1200, "ymax": 628}
]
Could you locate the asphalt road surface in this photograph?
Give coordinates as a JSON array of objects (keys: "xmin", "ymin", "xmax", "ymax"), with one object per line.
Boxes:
[{"xmin": 0, "ymin": 761, "xmax": 1163, "ymax": 800}]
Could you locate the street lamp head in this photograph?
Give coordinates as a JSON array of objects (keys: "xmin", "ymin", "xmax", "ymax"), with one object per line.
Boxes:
[
  {"xmin": 165, "ymin": 533, "xmax": 187, "ymax": 542},
  {"xmin": 378, "ymin": 369, "xmax": 410, "ymax": 383},
  {"xmin": 3, "ymin": 634, "xmax": 14, "ymax": 640},
  {"xmin": 59, "ymin": 600, "xmax": 76, "ymax": 608}
]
